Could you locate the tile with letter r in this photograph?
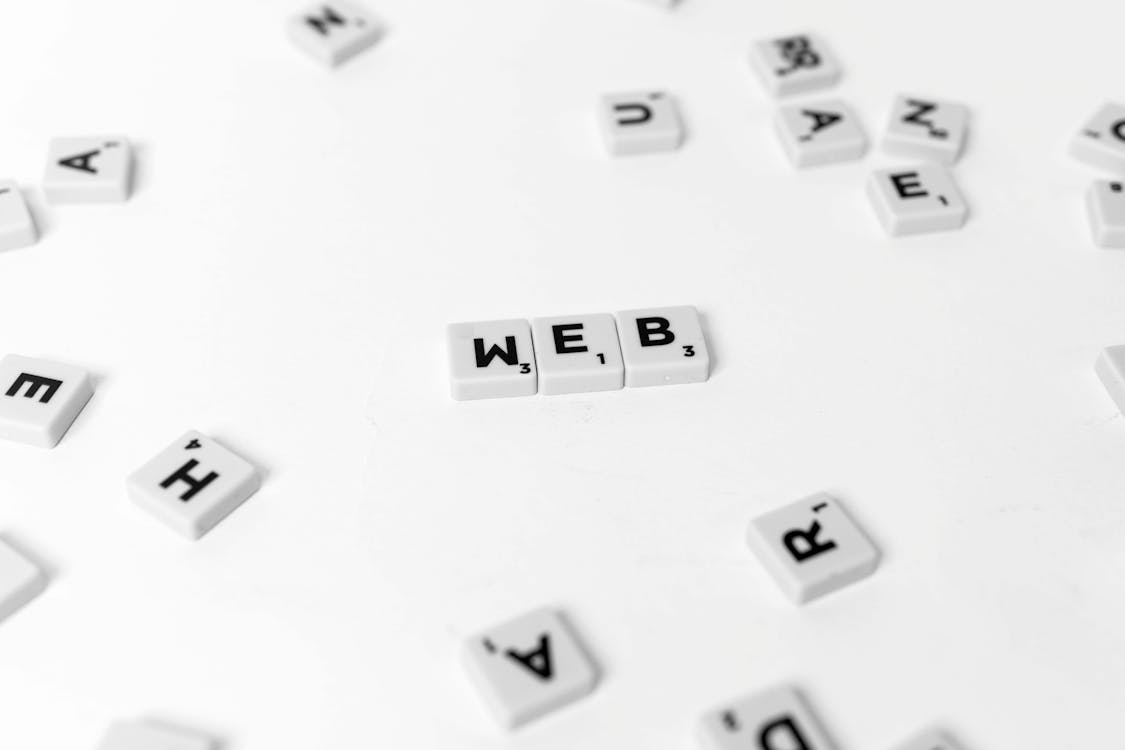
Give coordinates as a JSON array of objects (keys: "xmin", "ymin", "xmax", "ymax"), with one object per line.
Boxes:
[
  {"xmin": 0, "ymin": 354, "xmax": 93, "ymax": 448},
  {"xmin": 287, "ymin": 1, "xmax": 383, "ymax": 67},
  {"xmin": 1070, "ymin": 102, "xmax": 1125, "ymax": 175},
  {"xmin": 697, "ymin": 685, "xmax": 837, "ymax": 750},
  {"xmin": 599, "ymin": 91, "xmax": 684, "ymax": 156},
  {"xmin": 43, "ymin": 136, "xmax": 132, "ymax": 203},
  {"xmin": 0, "ymin": 180, "xmax": 38, "ymax": 253},
  {"xmin": 891, "ymin": 729, "xmax": 966, "ymax": 750},
  {"xmin": 0, "ymin": 538, "xmax": 47, "ymax": 624},
  {"xmin": 1086, "ymin": 180, "xmax": 1125, "ymax": 248},
  {"xmin": 96, "ymin": 719, "xmax": 218, "ymax": 750},
  {"xmin": 615, "ymin": 306, "xmax": 709, "ymax": 387},
  {"xmin": 447, "ymin": 319, "xmax": 537, "ymax": 400},
  {"xmin": 867, "ymin": 165, "xmax": 967, "ymax": 236},
  {"xmin": 750, "ymin": 33, "xmax": 840, "ymax": 98},
  {"xmin": 531, "ymin": 313, "xmax": 624, "ymax": 395},
  {"xmin": 774, "ymin": 99, "xmax": 866, "ymax": 167},
  {"xmin": 882, "ymin": 94, "xmax": 969, "ymax": 165}
]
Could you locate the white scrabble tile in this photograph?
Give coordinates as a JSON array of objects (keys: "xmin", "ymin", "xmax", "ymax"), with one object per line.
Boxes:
[
  {"xmin": 1070, "ymin": 102, "xmax": 1125, "ymax": 175},
  {"xmin": 287, "ymin": 2, "xmax": 383, "ymax": 67},
  {"xmin": 867, "ymin": 165, "xmax": 968, "ymax": 236},
  {"xmin": 0, "ymin": 181, "xmax": 37, "ymax": 252},
  {"xmin": 615, "ymin": 306, "xmax": 709, "ymax": 388},
  {"xmin": 447, "ymin": 319, "xmax": 537, "ymax": 400},
  {"xmin": 882, "ymin": 95, "xmax": 969, "ymax": 165},
  {"xmin": 530, "ymin": 313, "xmax": 624, "ymax": 395},
  {"xmin": 697, "ymin": 685, "xmax": 836, "ymax": 750},
  {"xmin": 463, "ymin": 607, "xmax": 598, "ymax": 729},
  {"xmin": 750, "ymin": 34, "xmax": 840, "ymax": 98},
  {"xmin": 96, "ymin": 719, "xmax": 217, "ymax": 750},
  {"xmin": 43, "ymin": 137, "xmax": 132, "ymax": 204},
  {"xmin": 127, "ymin": 431, "xmax": 261, "ymax": 540},
  {"xmin": 774, "ymin": 100, "xmax": 866, "ymax": 167},
  {"xmin": 0, "ymin": 539, "xmax": 46, "ymax": 624},
  {"xmin": 0, "ymin": 355, "xmax": 93, "ymax": 448},
  {"xmin": 599, "ymin": 91, "xmax": 684, "ymax": 156},
  {"xmin": 747, "ymin": 493, "xmax": 879, "ymax": 604},
  {"xmin": 1086, "ymin": 180, "xmax": 1125, "ymax": 248},
  {"xmin": 891, "ymin": 729, "xmax": 965, "ymax": 750},
  {"xmin": 1097, "ymin": 346, "xmax": 1125, "ymax": 416}
]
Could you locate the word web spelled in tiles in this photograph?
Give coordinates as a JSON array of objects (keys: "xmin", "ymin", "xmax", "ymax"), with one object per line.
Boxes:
[
  {"xmin": 747, "ymin": 493, "xmax": 879, "ymax": 604},
  {"xmin": 867, "ymin": 165, "xmax": 968, "ymax": 236},
  {"xmin": 288, "ymin": 2, "xmax": 383, "ymax": 67},
  {"xmin": 96, "ymin": 719, "xmax": 218, "ymax": 750},
  {"xmin": 1070, "ymin": 102, "xmax": 1125, "ymax": 174},
  {"xmin": 750, "ymin": 33, "xmax": 840, "ymax": 97},
  {"xmin": 0, "ymin": 538, "xmax": 46, "ymax": 624},
  {"xmin": 1086, "ymin": 180, "xmax": 1125, "ymax": 248},
  {"xmin": 775, "ymin": 100, "xmax": 866, "ymax": 167},
  {"xmin": 882, "ymin": 95, "xmax": 969, "ymax": 165},
  {"xmin": 463, "ymin": 607, "xmax": 597, "ymax": 729},
  {"xmin": 0, "ymin": 181, "xmax": 37, "ymax": 252},
  {"xmin": 43, "ymin": 137, "xmax": 132, "ymax": 203},
  {"xmin": 600, "ymin": 91, "xmax": 684, "ymax": 156},
  {"xmin": 0, "ymin": 354, "xmax": 93, "ymax": 448},
  {"xmin": 697, "ymin": 685, "xmax": 836, "ymax": 750},
  {"xmin": 892, "ymin": 729, "xmax": 966, "ymax": 750}
]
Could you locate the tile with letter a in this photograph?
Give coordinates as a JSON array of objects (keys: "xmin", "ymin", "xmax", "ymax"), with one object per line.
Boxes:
[
  {"xmin": 1070, "ymin": 102, "xmax": 1125, "ymax": 174},
  {"xmin": 747, "ymin": 493, "xmax": 879, "ymax": 604},
  {"xmin": 447, "ymin": 319, "xmax": 537, "ymax": 400},
  {"xmin": 615, "ymin": 306, "xmax": 709, "ymax": 387},
  {"xmin": 288, "ymin": 2, "xmax": 383, "ymax": 67},
  {"xmin": 774, "ymin": 100, "xmax": 866, "ymax": 167},
  {"xmin": 530, "ymin": 313, "xmax": 624, "ymax": 395},
  {"xmin": 463, "ymin": 607, "xmax": 598, "ymax": 730},
  {"xmin": 1096, "ymin": 345, "xmax": 1125, "ymax": 416},
  {"xmin": 0, "ymin": 538, "xmax": 46, "ymax": 624},
  {"xmin": 1086, "ymin": 180, "xmax": 1125, "ymax": 248},
  {"xmin": 0, "ymin": 354, "xmax": 93, "ymax": 448},
  {"xmin": 697, "ymin": 685, "xmax": 837, "ymax": 750},
  {"xmin": 127, "ymin": 430, "xmax": 261, "ymax": 540},
  {"xmin": 882, "ymin": 95, "xmax": 969, "ymax": 165},
  {"xmin": 96, "ymin": 719, "xmax": 217, "ymax": 750},
  {"xmin": 43, "ymin": 137, "xmax": 132, "ymax": 203},
  {"xmin": 867, "ymin": 165, "xmax": 968, "ymax": 236},
  {"xmin": 599, "ymin": 91, "xmax": 684, "ymax": 156},
  {"xmin": 0, "ymin": 181, "xmax": 37, "ymax": 252},
  {"xmin": 891, "ymin": 729, "xmax": 965, "ymax": 750},
  {"xmin": 750, "ymin": 33, "xmax": 840, "ymax": 98}
]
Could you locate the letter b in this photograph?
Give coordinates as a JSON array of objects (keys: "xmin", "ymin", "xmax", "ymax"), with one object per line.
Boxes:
[{"xmin": 636, "ymin": 317, "xmax": 675, "ymax": 347}]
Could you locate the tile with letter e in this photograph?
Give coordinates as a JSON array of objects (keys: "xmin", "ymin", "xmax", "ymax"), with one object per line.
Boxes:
[
  {"xmin": 697, "ymin": 685, "xmax": 837, "ymax": 750},
  {"xmin": 882, "ymin": 95, "xmax": 969, "ymax": 165},
  {"xmin": 447, "ymin": 319, "xmax": 537, "ymax": 400},
  {"xmin": 1086, "ymin": 180, "xmax": 1125, "ymax": 248},
  {"xmin": 288, "ymin": 2, "xmax": 383, "ymax": 67},
  {"xmin": 530, "ymin": 313, "xmax": 623, "ymax": 395},
  {"xmin": 43, "ymin": 137, "xmax": 132, "ymax": 203},
  {"xmin": 0, "ymin": 538, "xmax": 46, "ymax": 624},
  {"xmin": 1096, "ymin": 345, "xmax": 1125, "ymax": 416},
  {"xmin": 750, "ymin": 33, "xmax": 840, "ymax": 98},
  {"xmin": 891, "ymin": 729, "xmax": 965, "ymax": 750},
  {"xmin": 774, "ymin": 100, "xmax": 866, "ymax": 167},
  {"xmin": 127, "ymin": 430, "xmax": 261, "ymax": 540},
  {"xmin": 747, "ymin": 493, "xmax": 879, "ymax": 604},
  {"xmin": 599, "ymin": 91, "xmax": 683, "ymax": 156},
  {"xmin": 867, "ymin": 165, "xmax": 967, "ymax": 236},
  {"xmin": 0, "ymin": 354, "xmax": 93, "ymax": 448},
  {"xmin": 616, "ymin": 306, "xmax": 709, "ymax": 387},
  {"xmin": 1070, "ymin": 102, "xmax": 1125, "ymax": 174},
  {"xmin": 463, "ymin": 607, "xmax": 598, "ymax": 730},
  {"xmin": 0, "ymin": 181, "xmax": 38, "ymax": 253},
  {"xmin": 96, "ymin": 719, "xmax": 217, "ymax": 750}
]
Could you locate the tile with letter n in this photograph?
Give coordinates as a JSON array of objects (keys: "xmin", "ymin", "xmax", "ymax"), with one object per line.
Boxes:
[
  {"xmin": 697, "ymin": 685, "xmax": 837, "ymax": 750},
  {"xmin": 599, "ymin": 91, "xmax": 684, "ymax": 156},
  {"xmin": 463, "ymin": 607, "xmax": 598, "ymax": 730},
  {"xmin": 127, "ymin": 430, "xmax": 261, "ymax": 540},
  {"xmin": 615, "ymin": 306, "xmax": 710, "ymax": 387},
  {"xmin": 749, "ymin": 33, "xmax": 841, "ymax": 98},
  {"xmin": 882, "ymin": 94, "xmax": 969, "ymax": 166},
  {"xmin": 0, "ymin": 354, "xmax": 93, "ymax": 448},
  {"xmin": 531, "ymin": 313, "xmax": 624, "ymax": 395},
  {"xmin": 95, "ymin": 719, "xmax": 218, "ymax": 750},
  {"xmin": 867, "ymin": 165, "xmax": 968, "ymax": 236},
  {"xmin": 287, "ymin": 1, "xmax": 384, "ymax": 67},
  {"xmin": 1070, "ymin": 102, "xmax": 1125, "ymax": 175},
  {"xmin": 447, "ymin": 319, "xmax": 537, "ymax": 400},
  {"xmin": 891, "ymin": 729, "xmax": 966, "ymax": 750},
  {"xmin": 43, "ymin": 136, "xmax": 132, "ymax": 203}
]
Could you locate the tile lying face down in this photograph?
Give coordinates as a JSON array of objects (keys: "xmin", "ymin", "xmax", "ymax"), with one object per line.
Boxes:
[
  {"xmin": 287, "ymin": 2, "xmax": 384, "ymax": 67},
  {"xmin": 750, "ymin": 33, "xmax": 841, "ymax": 98},
  {"xmin": 882, "ymin": 94, "xmax": 969, "ymax": 165},
  {"xmin": 1070, "ymin": 102, "xmax": 1125, "ymax": 175},
  {"xmin": 0, "ymin": 354, "xmax": 94, "ymax": 448},
  {"xmin": 697, "ymin": 685, "xmax": 838, "ymax": 750},
  {"xmin": 867, "ymin": 165, "xmax": 968, "ymax": 236}
]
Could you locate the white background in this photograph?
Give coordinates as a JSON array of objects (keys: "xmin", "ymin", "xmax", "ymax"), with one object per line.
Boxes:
[{"xmin": 1, "ymin": 0, "xmax": 1123, "ymax": 747}]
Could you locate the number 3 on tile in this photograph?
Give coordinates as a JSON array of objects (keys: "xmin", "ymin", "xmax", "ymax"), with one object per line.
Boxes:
[
  {"xmin": 519, "ymin": 363, "xmax": 531, "ymax": 374},
  {"xmin": 683, "ymin": 345, "xmax": 695, "ymax": 357}
]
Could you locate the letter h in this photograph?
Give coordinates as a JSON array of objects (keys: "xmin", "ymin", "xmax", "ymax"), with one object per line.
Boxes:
[{"xmin": 160, "ymin": 459, "xmax": 219, "ymax": 502}]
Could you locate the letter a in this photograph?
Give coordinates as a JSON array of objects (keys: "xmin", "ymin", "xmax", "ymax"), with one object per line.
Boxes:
[
  {"xmin": 58, "ymin": 150, "xmax": 101, "ymax": 174},
  {"xmin": 505, "ymin": 634, "xmax": 553, "ymax": 681},
  {"xmin": 802, "ymin": 109, "xmax": 842, "ymax": 135}
]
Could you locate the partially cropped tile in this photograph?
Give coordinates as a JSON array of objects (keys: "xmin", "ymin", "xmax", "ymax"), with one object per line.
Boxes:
[
  {"xmin": 1086, "ymin": 180, "xmax": 1125, "ymax": 248},
  {"xmin": 1097, "ymin": 345, "xmax": 1125, "ymax": 415},
  {"xmin": 1070, "ymin": 102, "xmax": 1125, "ymax": 174},
  {"xmin": 0, "ymin": 181, "xmax": 38, "ymax": 252},
  {"xmin": 0, "ymin": 354, "xmax": 93, "ymax": 448},
  {"xmin": 447, "ymin": 319, "xmax": 537, "ymax": 400},
  {"xmin": 0, "ymin": 539, "xmax": 46, "ymax": 623},
  {"xmin": 697, "ymin": 685, "xmax": 836, "ymax": 750}
]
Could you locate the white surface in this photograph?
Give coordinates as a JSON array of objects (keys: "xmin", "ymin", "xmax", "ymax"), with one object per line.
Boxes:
[
  {"xmin": 890, "ymin": 728, "xmax": 962, "ymax": 750},
  {"xmin": 1, "ymin": 0, "xmax": 1124, "ymax": 747},
  {"xmin": 697, "ymin": 685, "xmax": 835, "ymax": 750}
]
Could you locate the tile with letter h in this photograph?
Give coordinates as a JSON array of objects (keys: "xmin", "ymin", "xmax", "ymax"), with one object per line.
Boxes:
[
  {"xmin": 0, "ymin": 354, "xmax": 93, "ymax": 448},
  {"xmin": 288, "ymin": 1, "xmax": 383, "ymax": 67},
  {"xmin": 750, "ymin": 33, "xmax": 841, "ymax": 98},
  {"xmin": 96, "ymin": 719, "xmax": 218, "ymax": 750},
  {"xmin": 882, "ymin": 95, "xmax": 969, "ymax": 166},
  {"xmin": 127, "ymin": 430, "xmax": 261, "ymax": 540},
  {"xmin": 44, "ymin": 136, "xmax": 132, "ymax": 204},
  {"xmin": 697, "ymin": 685, "xmax": 837, "ymax": 750},
  {"xmin": 599, "ymin": 91, "xmax": 684, "ymax": 156},
  {"xmin": 867, "ymin": 165, "xmax": 968, "ymax": 236},
  {"xmin": 1070, "ymin": 102, "xmax": 1125, "ymax": 175}
]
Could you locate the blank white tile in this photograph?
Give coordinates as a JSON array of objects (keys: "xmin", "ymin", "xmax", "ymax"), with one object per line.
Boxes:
[
  {"xmin": 530, "ymin": 313, "xmax": 623, "ymax": 395},
  {"xmin": 0, "ymin": 181, "xmax": 37, "ymax": 252},
  {"xmin": 867, "ymin": 165, "xmax": 968, "ymax": 236},
  {"xmin": 697, "ymin": 685, "xmax": 836, "ymax": 750},
  {"xmin": 747, "ymin": 493, "xmax": 879, "ymax": 604},
  {"xmin": 447, "ymin": 319, "xmax": 537, "ymax": 400},
  {"xmin": 463, "ymin": 607, "xmax": 597, "ymax": 729},
  {"xmin": 1086, "ymin": 180, "xmax": 1125, "ymax": 248},
  {"xmin": 0, "ymin": 539, "xmax": 46, "ymax": 624},
  {"xmin": 774, "ymin": 100, "xmax": 866, "ymax": 167},
  {"xmin": 287, "ymin": 2, "xmax": 383, "ymax": 67},
  {"xmin": 882, "ymin": 95, "xmax": 969, "ymax": 165},
  {"xmin": 1070, "ymin": 102, "xmax": 1125, "ymax": 174},
  {"xmin": 43, "ymin": 137, "xmax": 132, "ymax": 204},
  {"xmin": 750, "ymin": 33, "xmax": 840, "ymax": 98},
  {"xmin": 0, "ymin": 354, "xmax": 93, "ymax": 448},
  {"xmin": 96, "ymin": 719, "xmax": 217, "ymax": 750},
  {"xmin": 127, "ymin": 431, "xmax": 261, "ymax": 540},
  {"xmin": 599, "ymin": 91, "xmax": 683, "ymax": 156},
  {"xmin": 1097, "ymin": 346, "xmax": 1125, "ymax": 416},
  {"xmin": 616, "ymin": 306, "xmax": 709, "ymax": 387},
  {"xmin": 891, "ymin": 729, "xmax": 965, "ymax": 750}
]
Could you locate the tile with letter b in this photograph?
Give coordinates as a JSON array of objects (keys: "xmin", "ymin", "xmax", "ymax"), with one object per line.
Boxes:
[
  {"xmin": 0, "ymin": 538, "xmax": 46, "ymax": 624},
  {"xmin": 1070, "ymin": 102, "xmax": 1125, "ymax": 174},
  {"xmin": 1096, "ymin": 345, "xmax": 1125, "ymax": 416},
  {"xmin": 774, "ymin": 100, "xmax": 866, "ymax": 167},
  {"xmin": 96, "ymin": 719, "xmax": 217, "ymax": 750},
  {"xmin": 750, "ymin": 33, "xmax": 840, "ymax": 98},
  {"xmin": 615, "ymin": 306, "xmax": 709, "ymax": 387},
  {"xmin": 463, "ymin": 607, "xmax": 598, "ymax": 729},
  {"xmin": 43, "ymin": 136, "xmax": 132, "ymax": 203},
  {"xmin": 891, "ymin": 729, "xmax": 965, "ymax": 750},
  {"xmin": 882, "ymin": 95, "xmax": 969, "ymax": 165},
  {"xmin": 0, "ymin": 181, "xmax": 38, "ymax": 253},
  {"xmin": 867, "ymin": 165, "xmax": 968, "ymax": 236},
  {"xmin": 287, "ymin": 2, "xmax": 383, "ymax": 67},
  {"xmin": 697, "ymin": 685, "xmax": 837, "ymax": 750},
  {"xmin": 1086, "ymin": 180, "xmax": 1125, "ymax": 248},
  {"xmin": 0, "ymin": 354, "xmax": 93, "ymax": 448},
  {"xmin": 447, "ymin": 319, "xmax": 537, "ymax": 400},
  {"xmin": 599, "ymin": 91, "xmax": 684, "ymax": 156},
  {"xmin": 127, "ymin": 431, "xmax": 261, "ymax": 540},
  {"xmin": 530, "ymin": 313, "xmax": 623, "ymax": 395},
  {"xmin": 747, "ymin": 493, "xmax": 879, "ymax": 604}
]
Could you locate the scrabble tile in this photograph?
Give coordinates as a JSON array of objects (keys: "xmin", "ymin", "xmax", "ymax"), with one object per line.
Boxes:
[
  {"xmin": 530, "ymin": 313, "xmax": 624, "ymax": 395},
  {"xmin": 750, "ymin": 34, "xmax": 840, "ymax": 98},
  {"xmin": 1070, "ymin": 102, "xmax": 1125, "ymax": 175},
  {"xmin": 774, "ymin": 100, "xmax": 866, "ymax": 167},
  {"xmin": 0, "ymin": 181, "xmax": 38, "ymax": 252},
  {"xmin": 288, "ymin": 2, "xmax": 383, "ymax": 67},
  {"xmin": 891, "ymin": 729, "xmax": 965, "ymax": 750},
  {"xmin": 1096, "ymin": 346, "xmax": 1125, "ymax": 416},
  {"xmin": 0, "ymin": 355, "xmax": 93, "ymax": 448},
  {"xmin": 96, "ymin": 719, "xmax": 217, "ymax": 750},
  {"xmin": 867, "ymin": 165, "xmax": 968, "ymax": 236},
  {"xmin": 43, "ymin": 137, "xmax": 132, "ymax": 204},
  {"xmin": 882, "ymin": 95, "xmax": 969, "ymax": 165},
  {"xmin": 447, "ymin": 319, "xmax": 537, "ymax": 400},
  {"xmin": 127, "ymin": 431, "xmax": 261, "ymax": 540},
  {"xmin": 747, "ymin": 493, "xmax": 879, "ymax": 604},
  {"xmin": 599, "ymin": 91, "xmax": 684, "ymax": 156},
  {"xmin": 697, "ymin": 685, "xmax": 836, "ymax": 750},
  {"xmin": 615, "ymin": 306, "xmax": 709, "ymax": 387},
  {"xmin": 0, "ymin": 539, "xmax": 46, "ymax": 624},
  {"xmin": 463, "ymin": 607, "xmax": 597, "ymax": 729},
  {"xmin": 1086, "ymin": 180, "xmax": 1125, "ymax": 248}
]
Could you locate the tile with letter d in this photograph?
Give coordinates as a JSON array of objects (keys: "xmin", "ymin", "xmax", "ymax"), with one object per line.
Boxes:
[
  {"xmin": 1086, "ymin": 180, "xmax": 1125, "ymax": 248},
  {"xmin": 1070, "ymin": 102, "xmax": 1125, "ymax": 174},
  {"xmin": 697, "ymin": 685, "xmax": 837, "ymax": 750},
  {"xmin": 750, "ymin": 33, "xmax": 840, "ymax": 98},
  {"xmin": 882, "ymin": 95, "xmax": 969, "ymax": 165},
  {"xmin": 615, "ymin": 306, "xmax": 709, "ymax": 387},
  {"xmin": 891, "ymin": 729, "xmax": 965, "ymax": 750},
  {"xmin": 43, "ymin": 136, "xmax": 132, "ymax": 203},
  {"xmin": 0, "ymin": 538, "xmax": 46, "ymax": 624},
  {"xmin": 599, "ymin": 91, "xmax": 684, "ymax": 156},
  {"xmin": 774, "ymin": 99, "xmax": 866, "ymax": 167},
  {"xmin": 127, "ymin": 431, "xmax": 261, "ymax": 540},
  {"xmin": 96, "ymin": 719, "xmax": 218, "ymax": 750},
  {"xmin": 0, "ymin": 181, "xmax": 38, "ymax": 253},
  {"xmin": 0, "ymin": 354, "xmax": 93, "ymax": 448},
  {"xmin": 867, "ymin": 165, "xmax": 968, "ymax": 236},
  {"xmin": 447, "ymin": 319, "xmax": 537, "ymax": 400},
  {"xmin": 287, "ymin": 1, "xmax": 383, "ymax": 67},
  {"xmin": 531, "ymin": 313, "xmax": 623, "ymax": 395}
]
